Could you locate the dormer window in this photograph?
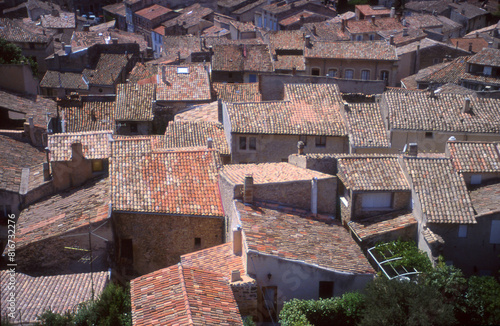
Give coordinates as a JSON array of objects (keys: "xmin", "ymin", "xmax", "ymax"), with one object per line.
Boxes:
[
  {"xmin": 483, "ymin": 66, "xmax": 492, "ymax": 76},
  {"xmin": 362, "ymin": 192, "xmax": 393, "ymax": 209}
]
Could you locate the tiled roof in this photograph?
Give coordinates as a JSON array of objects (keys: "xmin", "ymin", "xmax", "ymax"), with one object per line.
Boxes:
[
  {"xmin": 279, "ymin": 10, "xmax": 328, "ymax": 27},
  {"xmin": 212, "ymin": 44, "xmax": 274, "ymax": 72},
  {"xmin": 0, "ymin": 89, "xmax": 57, "ymax": 127},
  {"xmin": 218, "ymin": 0, "xmax": 247, "ymax": 8},
  {"xmin": 181, "ymin": 242, "xmax": 245, "ymax": 277},
  {"xmin": 201, "ymin": 25, "xmax": 230, "ymax": 38},
  {"xmin": 59, "ymin": 100, "xmax": 116, "ymax": 132},
  {"xmin": 174, "ymin": 101, "xmax": 219, "ymax": 122},
  {"xmin": 404, "ymin": 157, "xmax": 476, "ymax": 223},
  {"xmin": 162, "ymin": 4, "xmax": 213, "ymax": 29},
  {"xmin": 302, "ymin": 20, "xmax": 350, "ymax": 41},
  {"xmin": 400, "ymin": 61, "xmax": 449, "ymax": 89},
  {"xmin": 417, "ymin": 56, "xmax": 470, "ymax": 85},
  {"xmin": 131, "ymin": 264, "xmax": 243, "ymax": 326},
  {"xmin": 404, "ymin": 14, "xmax": 443, "ymax": 30},
  {"xmin": 451, "ymin": 37, "xmax": 488, "ymax": 53},
  {"xmin": 397, "ymin": 38, "xmax": 468, "ymax": 56},
  {"xmin": 213, "ymin": 82, "xmax": 262, "ymax": 102},
  {"xmin": 421, "ymin": 226, "xmax": 445, "ymax": 245},
  {"xmin": 435, "ymin": 83, "xmax": 476, "ymax": 95},
  {"xmin": 40, "ymin": 70, "xmax": 88, "ymax": 90},
  {"xmin": 15, "ymin": 177, "xmax": 110, "ymax": 250},
  {"xmin": 83, "ymin": 53, "xmax": 131, "ymax": 86},
  {"xmin": 336, "ymin": 154, "xmax": 409, "ymax": 191},
  {"xmin": 262, "ymin": 0, "xmax": 313, "ymax": 15},
  {"xmin": 229, "ymin": 20, "xmax": 256, "ymax": 32},
  {"xmin": 274, "ymin": 54, "xmax": 306, "ymax": 71},
  {"xmin": 71, "ymin": 30, "xmax": 148, "ymax": 51},
  {"xmin": 348, "ymin": 210, "xmax": 417, "ymax": 241},
  {"xmin": 405, "ymin": 0, "xmax": 452, "ymax": 15},
  {"xmin": 48, "ymin": 130, "xmax": 113, "ymax": 162},
  {"xmin": 268, "ymin": 30, "xmax": 304, "ymax": 52},
  {"xmin": 115, "ymin": 83, "xmax": 155, "ymax": 121},
  {"xmin": 378, "ymin": 28, "xmax": 427, "ymax": 47},
  {"xmin": 111, "ymin": 135, "xmax": 165, "ymax": 157},
  {"xmin": 0, "ymin": 18, "xmax": 50, "ymax": 43},
  {"xmin": 237, "ymin": 201, "xmax": 375, "ymax": 274},
  {"xmin": 467, "ymin": 47, "xmax": 500, "ymax": 67},
  {"xmin": 0, "ymin": 271, "xmax": 108, "ymax": 325},
  {"xmin": 449, "ymin": 2, "xmax": 488, "ymax": 19},
  {"xmin": 346, "ymin": 17, "xmax": 403, "ymax": 34},
  {"xmin": 155, "ymin": 64, "xmax": 211, "ymax": 102},
  {"xmin": 221, "ymin": 162, "xmax": 332, "ymax": 184},
  {"xmin": 460, "ymin": 71, "xmax": 500, "ymax": 86},
  {"xmin": 383, "ymin": 91, "xmax": 500, "ymax": 133},
  {"xmin": 226, "ymin": 84, "xmax": 346, "ymax": 136},
  {"xmin": 103, "ymin": 2, "xmax": 126, "ymax": 16},
  {"xmin": 447, "ymin": 141, "xmax": 500, "ymax": 173},
  {"xmin": 355, "ymin": 4, "xmax": 391, "ymax": 16},
  {"xmin": 233, "ymin": 0, "xmax": 267, "ymax": 14},
  {"xmin": 128, "ymin": 62, "xmax": 158, "ymax": 84},
  {"xmin": 305, "ymin": 41, "xmax": 397, "ymax": 61},
  {"xmin": 165, "ymin": 121, "xmax": 230, "ymax": 156},
  {"xmin": 0, "ymin": 135, "xmax": 46, "ymax": 193},
  {"xmin": 343, "ymin": 103, "xmax": 390, "ymax": 148},
  {"xmin": 41, "ymin": 11, "xmax": 75, "ymax": 29},
  {"xmin": 162, "ymin": 35, "xmax": 202, "ymax": 62},
  {"xmin": 135, "ymin": 4, "xmax": 171, "ymax": 20},
  {"xmin": 470, "ymin": 182, "xmax": 500, "ymax": 216},
  {"xmin": 111, "ymin": 148, "xmax": 223, "ymax": 215}
]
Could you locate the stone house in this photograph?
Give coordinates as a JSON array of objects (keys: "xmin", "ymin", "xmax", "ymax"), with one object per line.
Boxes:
[
  {"xmin": 161, "ymin": 3, "xmax": 214, "ymax": 36},
  {"xmin": 233, "ymin": 0, "xmax": 267, "ymax": 23},
  {"xmin": 334, "ymin": 154, "xmax": 417, "ymax": 247},
  {"xmin": 40, "ymin": 70, "xmax": 90, "ymax": 98},
  {"xmin": 379, "ymin": 90, "xmax": 500, "ymax": 153},
  {"xmin": 133, "ymin": 4, "xmax": 175, "ymax": 46},
  {"xmin": 460, "ymin": 47, "xmax": 500, "ymax": 90},
  {"xmin": 111, "ymin": 139, "xmax": 225, "ymax": 279},
  {"xmin": 265, "ymin": 30, "xmax": 306, "ymax": 74},
  {"xmin": 115, "ymin": 83, "xmax": 155, "ymax": 135},
  {"xmin": 449, "ymin": 2, "xmax": 488, "ymax": 35},
  {"xmin": 222, "ymin": 84, "xmax": 348, "ymax": 163},
  {"xmin": 83, "ymin": 53, "xmax": 135, "ymax": 95},
  {"xmin": 304, "ymin": 40, "xmax": 398, "ymax": 87},
  {"xmin": 102, "ymin": 2, "xmax": 127, "ymax": 30}
]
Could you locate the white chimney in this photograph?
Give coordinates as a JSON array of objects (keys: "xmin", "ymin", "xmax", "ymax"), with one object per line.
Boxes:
[
  {"xmin": 390, "ymin": 7, "xmax": 395, "ymax": 18},
  {"xmin": 311, "ymin": 177, "xmax": 318, "ymax": 215}
]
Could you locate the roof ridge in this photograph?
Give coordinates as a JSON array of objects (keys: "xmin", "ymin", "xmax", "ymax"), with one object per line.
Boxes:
[{"xmin": 177, "ymin": 264, "xmax": 194, "ymax": 325}]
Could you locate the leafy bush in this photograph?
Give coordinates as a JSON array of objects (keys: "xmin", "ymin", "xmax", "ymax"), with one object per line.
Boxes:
[
  {"xmin": 374, "ymin": 240, "xmax": 433, "ymax": 274},
  {"xmin": 0, "ymin": 38, "xmax": 38, "ymax": 76},
  {"xmin": 462, "ymin": 276, "xmax": 500, "ymax": 325}
]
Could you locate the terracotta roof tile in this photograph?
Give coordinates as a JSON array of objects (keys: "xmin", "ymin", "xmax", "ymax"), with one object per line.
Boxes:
[
  {"xmin": 103, "ymin": 2, "xmax": 126, "ymax": 16},
  {"xmin": 83, "ymin": 53, "xmax": 131, "ymax": 86},
  {"xmin": 0, "ymin": 271, "xmax": 108, "ymax": 325},
  {"xmin": 348, "ymin": 210, "xmax": 417, "ymax": 241},
  {"xmin": 212, "ymin": 44, "xmax": 274, "ymax": 72},
  {"xmin": 165, "ymin": 121, "xmax": 229, "ymax": 156},
  {"xmin": 447, "ymin": 141, "xmax": 500, "ymax": 173},
  {"xmin": 383, "ymin": 91, "xmax": 500, "ymax": 133},
  {"xmin": 468, "ymin": 47, "xmax": 500, "ymax": 67},
  {"xmin": 404, "ymin": 14, "xmax": 443, "ymax": 30},
  {"xmin": 274, "ymin": 54, "xmax": 306, "ymax": 71},
  {"xmin": 343, "ymin": 103, "xmax": 390, "ymax": 148},
  {"xmin": 0, "ymin": 18, "xmax": 50, "ymax": 43},
  {"xmin": 336, "ymin": 154, "xmax": 409, "ymax": 191},
  {"xmin": 221, "ymin": 162, "xmax": 332, "ymax": 184},
  {"xmin": 233, "ymin": 0, "xmax": 267, "ymax": 14},
  {"xmin": 226, "ymin": 84, "xmax": 346, "ymax": 136},
  {"xmin": 181, "ymin": 242, "xmax": 245, "ymax": 277},
  {"xmin": 48, "ymin": 130, "xmax": 112, "ymax": 161},
  {"xmin": 40, "ymin": 71, "xmax": 88, "ymax": 90},
  {"xmin": 131, "ymin": 264, "xmax": 243, "ymax": 326},
  {"xmin": 128, "ymin": 62, "xmax": 158, "ymax": 84},
  {"xmin": 305, "ymin": 40, "xmax": 397, "ymax": 61},
  {"xmin": 404, "ymin": 157, "xmax": 476, "ymax": 223},
  {"xmin": 213, "ymin": 82, "xmax": 262, "ymax": 102},
  {"xmin": 59, "ymin": 100, "xmax": 116, "ymax": 132},
  {"xmin": 435, "ymin": 83, "xmax": 476, "ymax": 95},
  {"xmin": 174, "ymin": 101, "xmax": 219, "ymax": 122},
  {"xmin": 162, "ymin": 4, "xmax": 213, "ymax": 29},
  {"xmin": 111, "ymin": 135, "xmax": 166, "ymax": 157},
  {"xmin": 135, "ymin": 4, "xmax": 172, "ymax": 20},
  {"xmin": 451, "ymin": 37, "xmax": 488, "ymax": 53},
  {"xmin": 41, "ymin": 11, "xmax": 75, "ymax": 29},
  {"xmin": 417, "ymin": 56, "xmax": 470, "ymax": 85},
  {"xmin": 470, "ymin": 182, "xmax": 500, "ymax": 216},
  {"xmin": 302, "ymin": 20, "xmax": 350, "ymax": 41},
  {"xmin": 0, "ymin": 89, "xmax": 57, "ymax": 127},
  {"xmin": 346, "ymin": 17, "xmax": 403, "ymax": 34},
  {"xmin": 115, "ymin": 83, "xmax": 155, "ymax": 121},
  {"xmin": 71, "ymin": 30, "xmax": 148, "ymax": 52},
  {"xmin": 449, "ymin": 2, "xmax": 488, "ymax": 19},
  {"xmin": 14, "ymin": 178, "xmax": 110, "ymax": 250},
  {"xmin": 111, "ymin": 147, "xmax": 223, "ymax": 215},
  {"xmin": 355, "ymin": 5, "xmax": 392, "ymax": 17},
  {"xmin": 237, "ymin": 201, "xmax": 375, "ymax": 274},
  {"xmin": 155, "ymin": 64, "xmax": 211, "ymax": 102}
]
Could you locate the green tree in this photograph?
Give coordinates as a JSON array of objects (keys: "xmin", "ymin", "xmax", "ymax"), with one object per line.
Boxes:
[
  {"xmin": 0, "ymin": 37, "xmax": 38, "ymax": 76},
  {"xmin": 37, "ymin": 311, "xmax": 74, "ymax": 326},
  {"xmin": 463, "ymin": 276, "xmax": 500, "ymax": 325}
]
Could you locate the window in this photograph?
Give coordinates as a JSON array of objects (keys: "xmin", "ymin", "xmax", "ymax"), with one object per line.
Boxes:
[
  {"xmin": 433, "ymin": 58, "xmax": 442, "ymax": 64},
  {"xmin": 249, "ymin": 74, "xmax": 257, "ymax": 83},
  {"xmin": 471, "ymin": 174, "xmax": 482, "ymax": 185},
  {"xmin": 130, "ymin": 122, "xmax": 138, "ymax": 133},
  {"xmin": 120, "ymin": 239, "xmax": 133, "ymax": 260},
  {"xmin": 262, "ymin": 286, "xmax": 278, "ymax": 322},
  {"xmin": 239, "ymin": 136, "xmax": 247, "ymax": 150},
  {"xmin": 344, "ymin": 69, "xmax": 354, "ymax": 79},
  {"xmin": 355, "ymin": 35, "xmax": 363, "ymax": 41},
  {"xmin": 299, "ymin": 135, "xmax": 307, "ymax": 146},
  {"xmin": 425, "ymin": 132, "xmax": 433, "ymax": 139},
  {"xmin": 362, "ymin": 193, "xmax": 392, "ymax": 209},
  {"xmin": 484, "ymin": 66, "xmax": 492, "ymax": 76},
  {"xmin": 490, "ymin": 220, "xmax": 500, "ymax": 244},
  {"xmin": 194, "ymin": 237, "xmax": 201, "ymax": 248},
  {"xmin": 239, "ymin": 136, "xmax": 256, "ymax": 150},
  {"xmin": 327, "ymin": 69, "xmax": 337, "ymax": 77},
  {"xmin": 319, "ymin": 281, "xmax": 334, "ymax": 299},
  {"xmin": 92, "ymin": 159, "xmax": 104, "ymax": 172},
  {"xmin": 311, "ymin": 68, "xmax": 320, "ymax": 76},
  {"xmin": 458, "ymin": 225, "xmax": 467, "ymax": 238},
  {"xmin": 380, "ymin": 70, "xmax": 389, "ymax": 84},
  {"xmin": 361, "ymin": 70, "xmax": 370, "ymax": 80},
  {"xmin": 257, "ymin": 16, "xmax": 262, "ymax": 27},
  {"xmin": 315, "ymin": 136, "xmax": 326, "ymax": 148},
  {"xmin": 281, "ymin": 158, "xmax": 288, "ymax": 162},
  {"xmin": 369, "ymin": 34, "xmax": 375, "ymax": 40}
]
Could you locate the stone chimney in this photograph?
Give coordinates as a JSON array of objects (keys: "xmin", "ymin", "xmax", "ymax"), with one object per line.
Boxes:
[
  {"xmin": 390, "ymin": 34, "xmax": 394, "ymax": 45},
  {"xmin": 390, "ymin": 7, "xmax": 395, "ymax": 18},
  {"xmin": 371, "ymin": 15, "xmax": 376, "ymax": 24},
  {"xmin": 341, "ymin": 19, "xmax": 346, "ymax": 32},
  {"xmin": 207, "ymin": 137, "xmax": 213, "ymax": 149},
  {"xmin": 407, "ymin": 143, "xmax": 418, "ymax": 156},
  {"xmin": 298, "ymin": 141, "xmax": 305, "ymax": 155},
  {"xmin": 305, "ymin": 34, "xmax": 311, "ymax": 47},
  {"xmin": 243, "ymin": 174, "xmax": 254, "ymax": 203},
  {"xmin": 231, "ymin": 270, "xmax": 241, "ymax": 282},
  {"xmin": 462, "ymin": 97, "xmax": 472, "ymax": 113},
  {"xmin": 468, "ymin": 42, "xmax": 473, "ymax": 52},
  {"xmin": 233, "ymin": 226, "xmax": 242, "ymax": 255}
]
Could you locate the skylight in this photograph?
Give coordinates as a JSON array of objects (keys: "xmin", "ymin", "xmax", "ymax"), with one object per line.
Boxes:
[{"xmin": 177, "ymin": 67, "xmax": 189, "ymax": 74}]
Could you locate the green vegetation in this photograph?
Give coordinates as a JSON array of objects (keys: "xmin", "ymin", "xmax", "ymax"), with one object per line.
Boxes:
[
  {"xmin": 0, "ymin": 37, "xmax": 38, "ymax": 76},
  {"xmin": 280, "ymin": 241, "xmax": 500, "ymax": 326},
  {"xmin": 36, "ymin": 283, "xmax": 131, "ymax": 326},
  {"xmin": 374, "ymin": 239, "xmax": 433, "ymax": 274}
]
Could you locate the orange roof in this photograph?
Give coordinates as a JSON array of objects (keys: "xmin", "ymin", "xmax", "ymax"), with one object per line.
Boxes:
[
  {"xmin": 181, "ymin": 242, "xmax": 245, "ymax": 277},
  {"xmin": 135, "ymin": 4, "xmax": 171, "ymax": 21}
]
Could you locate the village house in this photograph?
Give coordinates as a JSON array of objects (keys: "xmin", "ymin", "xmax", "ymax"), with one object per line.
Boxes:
[
  {"xmin": 354, "ymin": 4, "xmax": 392, "ymax": 20},
  {"xmin": 103, "ymin": 2, "xmax": 127, "ymax": 30},
  {"xmin": 40, "ymin": 70, "xmax": 90, "ymax": 97},
  {"xmin": 133, "ymin": 4, "xmax": 175, "ymax": 46},
  {"xmin": 460, "ymin": 47, "xmax": 500, "ymax": 90},
  {"xmin": 266, "ymin": 30, "xmax": 306, "ymax": 74},
  {"xmin": 233, "ymin": 0, "xmax": 267, "ymax": 23},
  {"xmin": 161, "ymin": 3, "xmax": 214, "ymax": 36},
  {"xmin": 111, "ymin": 137, "xmax": 225, "ymax": 279},
  {"xmin": 448, "ymin": 1, "xmax": 488, "ymax": 35},
  {"xmin": 115, "ymin": 83, "xmax": 155, "ymax": 135},
  {"xmin": 222, "ymin": 83, "xmax": 348, "ymax": 163}
]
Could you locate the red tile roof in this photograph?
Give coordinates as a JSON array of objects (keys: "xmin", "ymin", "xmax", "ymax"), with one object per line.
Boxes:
[
  {"xmin": 111, "ymin": 135, "xmax": 166, "ymax": 157},
  {"xmin": 0, "ymin": 271, "xmax": 108, "ymax": 325},
  {"xmin": 343, "ymin": 103, "xmax": 390, "ymax": 148},
  {"xmin": 0, "ymin": 18, "xmax": 50, "ymax": 43},
  {"xmin": 181, "ymin": 242, "xmax": 245, "ymax": 277},
  {"xmin": 165, "ymin": 121, "xmax": 229, "ymax": 156},
  {"xmin": 59, "ymin": 100, "xmax": 116, "ymax": 132},
  {"xmin": 83, "ymin": 53, "xmax": 131, "ymax": 86},
  {"xmin": 221, "ymin": 162, "xmax": 332, "ymax": 185},
  {"xmin": 346, "ymin": 17, "xmax": 403, "ymax": 34},
  {"xmin": 0, "ymin": 89, "xmax": 57, "ymax": 127},
  {"xmin": 41, "ymin": 11, "xmax": 75, "ymax": 29},
  {"xmin": 40, "ymin": 70, "xmax": 88, "ymax": 90},
  {"xmin": 451, "ymin": 37, "xmax": 488, "ymax": 53},
  {"xmin": 355, "ymin": 4, "xmax": 392, "ymax": 17},
  {"xmin": 115, "ymin": 83, "xmax": 155, "ymax": 121},
  {"xmin": 348, "ymin": 210, "xmax": 417, "ymax": 241},
  {"xmin": 470, "ymin": 182, "xmax": 500, "ymax": 216},
  {"xmin": 174, "ymin": 101, "xmax": 219, "ymax": 122},
  {"xmin": 48, "ymin": 130, "xmax": 112, "ymax": 161},
  {"xmin": 131, "ymin": 264, "xmax": 243, "ymax": 326},
  {"xmin": 305, "ymin": 41, "xmax": 397, "ymax": 61},
  {"xmin": 155, "ymin": 64, "xmax": 211, "ymax": 102},
  {"xmin": 468, "ymin": 47, "xmax": 500, "ymax": 67},
  {"xmin": 135, "ymin": 4, "xmax": 171, "ymax": 20},
  {"xmin": 237, "ymin": 201, "xmax": 375, "ymax": 274},
  {"xmin": 447, "ymin": 141, "xmax": 500, "ymax": 173},
  {"xmin": 213, "ymin": 82, "xmax": 262, "ymax": 102},
  {"xmin": 111, "ymin": 148, "xmax": 223, "ymax": 216},
  {"xmin": 336, "ymin": 154, "xmax": 410, "ymax": 191},
  {"xmin": 302, "ymin": 20, "xmax": 350, "ymax": 41},
  {"xmin": 404, "ymin": 157, "xmax": 476, "ymax": 224},
  {"xmin": 212, "ymin": 44, "xmax": 274, "ymax": 72}
]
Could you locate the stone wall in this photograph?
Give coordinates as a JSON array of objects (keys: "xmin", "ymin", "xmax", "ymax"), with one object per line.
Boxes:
[
  {"xmin": 352, "ymin": 191, "xmax": 411, "ymax": 220},
  {"xmin": 231, "ymin": 280, "xmax": 258, "ymax": 318},
  {"xmin": 0, "ymin": 64, "xmax": 39, "ymax": 95},
  {"xmin": 288, "ymin": 154, "xmax": 337, "ymax": 175},
  {"xmin": 113, "ymin": 212, "xmax": 224, "ymax": 278}
]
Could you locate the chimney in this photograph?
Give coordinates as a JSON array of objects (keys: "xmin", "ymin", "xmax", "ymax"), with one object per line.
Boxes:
[
  {"xmin": 207, "ymin": 137, "xmax": 213, "ymax": 149},
  {"xmin": 61, "ymin": 114, "xmax": 66, "ymax": 133},
  {"xmin": 218, "ymin": 99, "xmax": 223, "ymax": 122},
  {"xmin": 298, "ymin": 140, "xmax": 305, "ymax": 155},
  {"xmin": 83, "ymin": 24, "xmax": 90, "ymax": 31},
  {"xmin": 305, "ymin": 34, "xmax": 311, "ymax": 47},
  {"xmin": 408, "ymin": 143, "xmax": 418, "ymax": 156},
  {"xmin": 389, "ymin": 34, "xmax": 394, "ymax": 45},
  {"xmin": 233, "ymin": 226, "xmax": 242, "ymax": 255},
  {"xmin": 28, "ymin": 116, "xmax": 36, "ymax": 144},
  {"xmin": 300, "ymin": 14, "xmax": 304, "ymax": 23},
  {"xmin": 463, "ymin": 97, "xmax": 472, "ymax": 113},
  {"xmin": 488, "ymin": 41, "xmax": 493, "ymax": 48},
  {"xmin": 476, "ymin": 31, "xmax": 479, "ymax": 38},
  {"xmin": 52, "ymin": 9, "xmax": 59, "ymax": 17},
  {"xmin": 371, "ymin": 15, "xmax": 376, "ymax": 24},
  {"xmin": 403, "ymin": 28, "xmax": 408, "ymax": 37},
  {"xmin": 112, "ymin": 38, "xmax": 118, "ymax": 44},
  {"xmin": 344, "ymin": 102, "xmax": 350, "ymax": 111},
  {"xmin": 71, "ymin": 143, "xmax": 83, "ymax": 160},
  {"xmin": 390, "ymin": 7, "xmax": 395, "ymax": 18},
  {"xmin": 313, "ymin": 25, "xmax": 317, "ymax": 35},
  {"xmin": 243, "ymin": 174, "xmax": 254, "ymax": 203},
  {"xmin": 468, "ymin": 42, "xmax": 473, "ymax": 52},
  {"xmin": 341, "ymin": 19, "xmax": 346, "ymax": 32},
  {"xmin": 231, "ymin": 270, "xmax": 241, "ymax": 282},
  {"xmin": 311, "ymin": 177, "xmax": 318, "ymax": 215},
  {"xmin": 64, "ymin": 44, "xmax": 72, "ymax": 55}
]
